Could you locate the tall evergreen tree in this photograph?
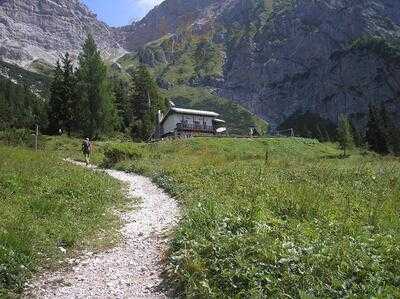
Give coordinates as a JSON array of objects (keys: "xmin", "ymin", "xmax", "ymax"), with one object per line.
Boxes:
[
  {"xmin": 48, "ymin": 60, "xmax": 64, "ymax": 134},
  {"xmin": 48, "ymin": 53, "xmax": 78, "ymax": 135},
  {"xmin": 366, "ymin": 104, "xmax": 389, "ymax": 154},
  {"xmin": 379, "ymin": 104, "xmax": 400, "ymax": 155},
  {"xmin": 337, "ymin": 114, "xmax": 354, "ymax": 156},
  {"xmin": 128, "ymin": 65, "xmax": 167, "ymax": 141},
  {"xmin": 109, "ymin": 72, "xmax": 130, "ymax": 132},
  {"xmin": 0, "ymin": 77, "xmax": 47, "ymax": 130},
  {"xmin": 76, "ymin": 34, "xmax": 118, "ymax": 138},
  {"xmin": 61, "ymin": 53, "xmax": 78, "ymax": 135}
]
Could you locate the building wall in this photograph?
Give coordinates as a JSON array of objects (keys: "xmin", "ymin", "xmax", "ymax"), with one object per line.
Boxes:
[
  {"xmin": 161, "ymin": 113, "xmax": 215, "ymax": 135},
  {"xmin": 162, "ymin": 113, "xmax": 181, "ymax": 135}
]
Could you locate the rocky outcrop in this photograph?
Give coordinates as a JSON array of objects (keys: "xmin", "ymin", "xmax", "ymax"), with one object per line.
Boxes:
[
  {"xmin": 0, "ymin": 0, "xmax": 124, "ymax": 66},
  {"xmin": 218, "ymin": 0, "xmax": 400, "ymax": 129},
  {"xmin": 115, "ymin": 0, "xmax": 239, "ymax": 50}
]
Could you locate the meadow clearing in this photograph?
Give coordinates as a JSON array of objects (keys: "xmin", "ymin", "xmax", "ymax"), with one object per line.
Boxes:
[
  {"xmin": 1, "ymin": 136, "xmax": 400, "ymax": 297},
  {"xmin": 103, "ymin": 137, "xmax": 400, "ymax": 297}
]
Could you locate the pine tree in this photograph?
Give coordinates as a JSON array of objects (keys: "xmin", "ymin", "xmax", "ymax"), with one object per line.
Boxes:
[
  {"xmin": 61, "ymin": 53, "xmax": 78, "ymax": 135},
  {"xmin": 379, "ymin": 104, "xmax": 400, "ymax": 155},
  {"xmin": 0, "ymin": 77, "xmax": 47, "ymax": 130},
  {"xmin": 76, "ymin": 34, "xmax": 118, "ymax": 138},
  {"xmin": 48, "ymin": 60, "xmax": 64, "ymax": 134},
  {"xmin": 48, "ymin": 53, "xmax": 78, "ymax": 135},
  {"xmin": 337, "ymin": 114, "xmax": 354, "ymax": 156},
  {"xmin": 128, "ymin": 65, "xmax": 167, "ymax": 141},
  {"xmin": 366, "ymin": 104, "xmax": 389, "ymax": 154},
  {"xmin": 109, "ymin": 72, "xmax": 130, "ymax": 132}
]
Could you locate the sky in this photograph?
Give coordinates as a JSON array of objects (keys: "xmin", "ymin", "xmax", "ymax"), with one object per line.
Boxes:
[{"xmin": 82, "ymin": 0, "xmax": 163, "ymax": 27}]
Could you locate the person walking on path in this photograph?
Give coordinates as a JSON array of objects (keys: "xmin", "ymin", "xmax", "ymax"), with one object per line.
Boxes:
[{"xmin": 82, "ymin": 138, "xmax": 92, "ymax": 166}]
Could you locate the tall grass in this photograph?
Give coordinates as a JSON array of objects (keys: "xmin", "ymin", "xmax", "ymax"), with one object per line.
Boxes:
[
  {"xmin": 0, "ymin": 145, "xmax": 125, "ymax": 295},
  {"xmin": 104, "ymin": 137, "xmax": 400, "ymax": 297}
]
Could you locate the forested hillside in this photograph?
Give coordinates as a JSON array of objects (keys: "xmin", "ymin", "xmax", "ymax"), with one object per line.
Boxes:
[{"xmin": 0, "ymin": 77, "xmax": 47, "ymax": 130}]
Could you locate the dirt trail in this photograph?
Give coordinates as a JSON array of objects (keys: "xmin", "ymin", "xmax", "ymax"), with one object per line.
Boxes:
[{"xmin": 24, "ymin": 160, "xmax": 181, "ymax": 298}]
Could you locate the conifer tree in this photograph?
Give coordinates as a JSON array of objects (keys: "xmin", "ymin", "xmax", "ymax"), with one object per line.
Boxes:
[
  {"xmin": 76, "ymin": 34, "xmax": 118, "ymax": 138},
  {"xmin": 366, "ymin": 104, "xmax": 389, "ymax": 154},
  {"xmin": 61, "ymin": 53, "xmax": 78, "ymax": 135},
  {"xmin": 337, "ymin": 114, "xmax": 354, "ymax": 156},
  {"xmin": 0, "ymin": 77, "xmax": 47, "ymax": 130},
  {"xmin": 48, "ymin": 60, "xmax": 64, "ymax": 134},
  {"xmin": 379, "ymin": 104, "xmax": 400, "ymax": 155},
  {"xmin": 109, "ymin": 72, "xmax": 130, "ymax": 132},
  {"xmin": 48, "ymin": 53, "xmax": 78, "ymax": 135},
  {"xmin": 128, "ymin": 64, "xmax": 167, "ymax": 141}
]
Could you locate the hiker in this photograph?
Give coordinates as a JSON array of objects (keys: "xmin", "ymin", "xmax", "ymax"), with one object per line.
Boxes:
[{"xmin": 82, "ymin": 138, "xmax": 92, "ymax": 166}]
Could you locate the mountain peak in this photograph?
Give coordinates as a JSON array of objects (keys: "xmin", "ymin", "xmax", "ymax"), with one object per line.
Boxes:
[
  {"xmin": 0, "ymin": 0, "xmax": 124, "ymax": 66},
  {"xmin": 116, "ymin": 0, "xmax": 239, "ymax": 50}
]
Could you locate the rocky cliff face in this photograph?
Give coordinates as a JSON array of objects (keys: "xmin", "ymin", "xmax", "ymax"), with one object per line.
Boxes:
[
  {"xmin": 116, "ymin": 0, "xmax": 239, "ymax": 50},
  {"xmin": 0, "ymin": 0, "xmax": 124, "ymax": 66},
  {"xmin": 218, "ymin": 0, "xmax": 400, "ymax": 130}
]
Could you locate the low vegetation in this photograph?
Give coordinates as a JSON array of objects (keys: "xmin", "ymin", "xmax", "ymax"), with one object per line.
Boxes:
[
  {"xmin": 103, "ymin": 137, "xmax": 400, "ymax": 297},
  {"xmin": 0, "ymin": 144, "xmax": 125, "ymax": 295}
]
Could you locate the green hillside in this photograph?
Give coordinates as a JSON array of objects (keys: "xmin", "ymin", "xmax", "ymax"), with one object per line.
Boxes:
[
  {"xmin": 116, "ymin": 36, "xmax": 268, "ymax": 135},
  {"xmin": 104, "ymin": 137, "xmax": 400, "ymax": 297},
  {"xmin": 0, "ymin": 60, "xmax": 50, "ymax": 98}
]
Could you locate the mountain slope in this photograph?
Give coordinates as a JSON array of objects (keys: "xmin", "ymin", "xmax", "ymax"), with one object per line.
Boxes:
[
  {"xmin": 0, "ymin": 0, "xmax": 124, "ymax": 66},
  {"xmin": 2, "ymin": 0, "xmax": 400, "ymax": 134},
  {"xmin": 117, "ymin": 0, "xmax": 400, "ymax": 133},
  {"xmin": 115, "ymin": 0, "xmax": 239, "ymax": 50},
  {"xmin": 219, "ymin": 0, "xmax": 400, "ymax": 130}
]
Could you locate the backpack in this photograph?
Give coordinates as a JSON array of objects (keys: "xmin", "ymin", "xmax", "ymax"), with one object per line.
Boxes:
[{"xmin": 82, "ymin": 140, "xmax": 91, "ymax": 153}]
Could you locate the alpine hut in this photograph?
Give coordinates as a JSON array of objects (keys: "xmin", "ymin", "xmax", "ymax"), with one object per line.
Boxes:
[{"xmin": 155, "ymin": 106, "xmax": 226, "ymax": 138}]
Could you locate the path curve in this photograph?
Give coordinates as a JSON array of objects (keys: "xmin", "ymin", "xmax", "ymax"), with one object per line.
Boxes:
[{"xmin": 24, "ymin": 160, "xmax": 181, "ymax": 298}]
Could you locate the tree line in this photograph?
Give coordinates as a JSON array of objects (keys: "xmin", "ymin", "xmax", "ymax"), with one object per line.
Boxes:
[
  {"xmin": 48, "ymin": 34, "xmax": 167, "ymax": 141},
  {"xmin": 337, "ymin": 104, "xmax": 400, "ymax": 156},
  {"xmin": 0, "ymin": 77, "xmax": 47, "ymax": 130}
]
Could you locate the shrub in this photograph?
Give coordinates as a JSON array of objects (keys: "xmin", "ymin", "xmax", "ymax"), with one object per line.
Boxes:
[
  {"xmin": 0, "ymin": 129, "xmax": 43, "ymax": 148},
  {"xmin": 102, "ymin": 143, "xmax": 144, "ymax": 167}
]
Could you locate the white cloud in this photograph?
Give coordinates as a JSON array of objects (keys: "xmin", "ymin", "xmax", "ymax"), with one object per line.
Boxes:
[{"xmin": 134, "ymin": 0, "xmax": 163, "ymax": 10}]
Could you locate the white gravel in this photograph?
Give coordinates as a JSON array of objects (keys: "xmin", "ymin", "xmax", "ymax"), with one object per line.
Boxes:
[{"xmin": 24, "ymin": 161, "xmax": 181, "ymax": 298}]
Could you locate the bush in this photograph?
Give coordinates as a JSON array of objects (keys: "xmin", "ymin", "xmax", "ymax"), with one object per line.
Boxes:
[
  {"xmin": 0, "ymin": 129, "xmax": 43, "ymax": 148},
  {"xmin": 102, "ymin": 143, "xmax": 144, "ymax": 167}
]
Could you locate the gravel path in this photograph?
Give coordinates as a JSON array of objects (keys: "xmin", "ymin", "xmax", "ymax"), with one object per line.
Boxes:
[{"xmin": 24, "ymin": 160, "xmax": 181, "ymax": 298}]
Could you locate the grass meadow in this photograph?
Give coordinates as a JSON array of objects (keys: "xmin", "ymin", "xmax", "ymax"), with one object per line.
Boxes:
[
  {"xmin": 1, "ymin": 135, "xmax": 400, "ymax": 297},
  {"xmin": 0, "ymin": 144, "xmax": 125, "ymax": 296},
  {"xmin": 103, "ymin": 137, "xmax": 400, "ymax": 298}
]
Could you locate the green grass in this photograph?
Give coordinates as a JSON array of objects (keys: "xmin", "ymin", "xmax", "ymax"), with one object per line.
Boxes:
[
  {"xmin": 103, "ymin": 137, "xmax": 400, "ymax": 297},
  {"xmin": 0, "ymin": 145, "xmax": 126, "ymax": 296}
]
